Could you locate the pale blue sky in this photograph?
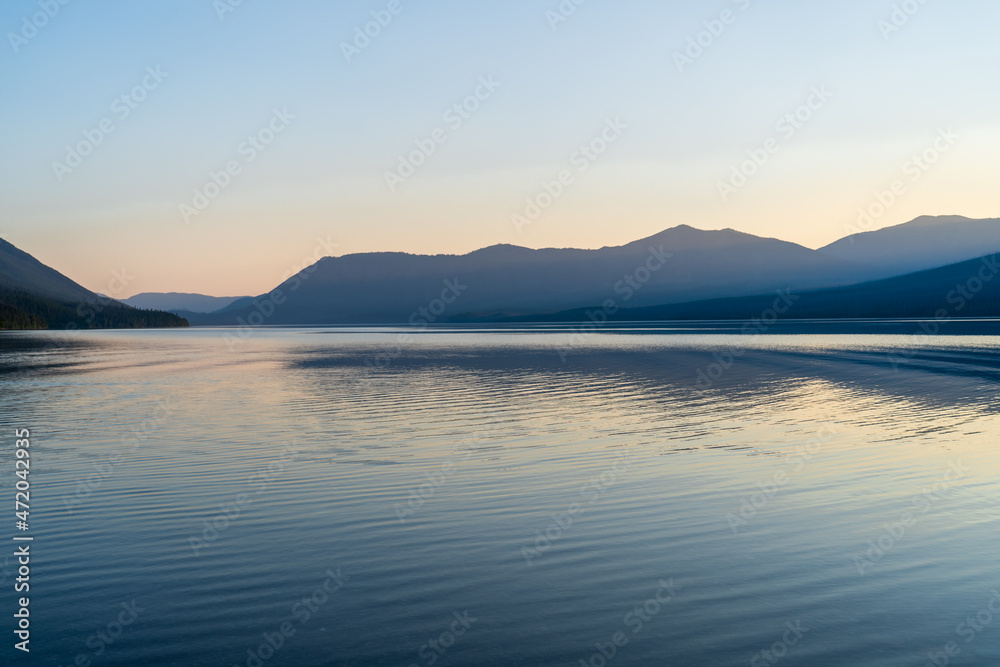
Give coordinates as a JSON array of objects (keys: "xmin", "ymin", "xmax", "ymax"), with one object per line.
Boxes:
[{"xmin": 1, "ymin": 0, "xmax": 998, "ymax": 295}]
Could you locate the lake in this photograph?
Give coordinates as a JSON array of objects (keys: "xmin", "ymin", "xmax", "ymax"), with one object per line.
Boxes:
[{"xmin": 1, "ymin": 324, "xmax": 999, "ymax": 666}]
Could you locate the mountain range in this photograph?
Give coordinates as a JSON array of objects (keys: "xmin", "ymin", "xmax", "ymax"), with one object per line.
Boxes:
[
  {"xmin": 2, "ymin": 215, "xmax": 999, "ymax": 329},
  {"xmin": 122, "ymin": 292, "xmax": 248, "ymax": 314},
  {"xmin": 185, "ymin": 215, "xmax": 1000, "ymax": 325},
  {"xmin": 187, "ymin": 225, "xmax": 871, "ymax": 325},
  {"xmin": 510, "ymin": 253, "xmax": 999, "ymax": 323}
]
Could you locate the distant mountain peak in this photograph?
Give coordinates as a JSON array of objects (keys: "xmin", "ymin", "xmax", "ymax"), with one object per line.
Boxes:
[
  {"xmin": 469, "ymin": 243, "xmax": 531, "ymax": 255},
  {"xmin": 122, "ymin": 292, "xmax": 250, "ymax": 314},
  {"xmin": 903, "ymin": 214, "xmax": 975, "ymax": 227},
  {"xmin": 819, "ymin": 214, "xmax": 1000, "ymax": 278},
  {"xmin": 625, "ymin": 223, "xmax": 788, "ymax": 252}
]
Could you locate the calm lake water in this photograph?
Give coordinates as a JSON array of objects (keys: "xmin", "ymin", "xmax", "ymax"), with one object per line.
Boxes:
[{"xmin": 2, "ymin": 324, "xmax": 1000, "ymax": 666}]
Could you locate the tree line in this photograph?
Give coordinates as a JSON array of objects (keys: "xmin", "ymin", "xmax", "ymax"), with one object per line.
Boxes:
[{"xmin": 0, "ymin": 288, "xmax": 188, "ymax": 330}]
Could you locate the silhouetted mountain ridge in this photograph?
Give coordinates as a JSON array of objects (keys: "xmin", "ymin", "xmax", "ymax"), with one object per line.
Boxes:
[
  {"xmin": 820, "ymin": 215, "xmax": 1000, "ymax": 278},
  {"xmin": 122, "ymin": 292, "xmax": 249, "ymax": 314},
  {"xmin": 508, "ymin": 253, "xmax": 1000, "ymax": 322},
  {"xmin": 0, "ymin": 239, "xmax": 188, "ymax": 330},
  {"xmin": 0, "ymin": 238, "xmax": 95, "ymax": 303},
  {"xmin": 190, "ymin": 224, "xmax": 876, "ymax": 325}
]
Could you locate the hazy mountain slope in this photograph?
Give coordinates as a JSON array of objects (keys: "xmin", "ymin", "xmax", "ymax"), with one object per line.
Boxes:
[
  {"xmin": 588, "ymin": 253, "xmax": 1000, "ymax": 321},
  {"xmin": 192, "ymin": 225, "xmax": 872, "ymax": 325},
  {"xmin": 122, "ymin": 292, "xmax": 249, "ymax": 314},
  {"xmin": 0, "ymin": 238, "xmax": 96, "ymax": 302},
  {"xmin": 0, "ymin": 239, "xmax": 188, "ymax": 330},
  {"xmin": 820, "ymin": 215, "xmax": 1000, "ymax": 278}
]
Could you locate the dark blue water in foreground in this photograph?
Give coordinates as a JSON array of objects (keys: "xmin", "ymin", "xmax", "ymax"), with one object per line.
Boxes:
[{"xmin": 1, "ymin": 325, "xmax": 999, "ymax": 666}]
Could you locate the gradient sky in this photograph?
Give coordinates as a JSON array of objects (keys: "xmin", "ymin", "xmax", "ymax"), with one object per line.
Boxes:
[{"xmin": 1, "ymin": 0, "xmax": 998, "ymax": 297}]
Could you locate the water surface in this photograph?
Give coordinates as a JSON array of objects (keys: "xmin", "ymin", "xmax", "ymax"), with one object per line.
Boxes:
[{"xmin": 1, "ymin": 325, "xmax": 999, "ymax": 666}]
